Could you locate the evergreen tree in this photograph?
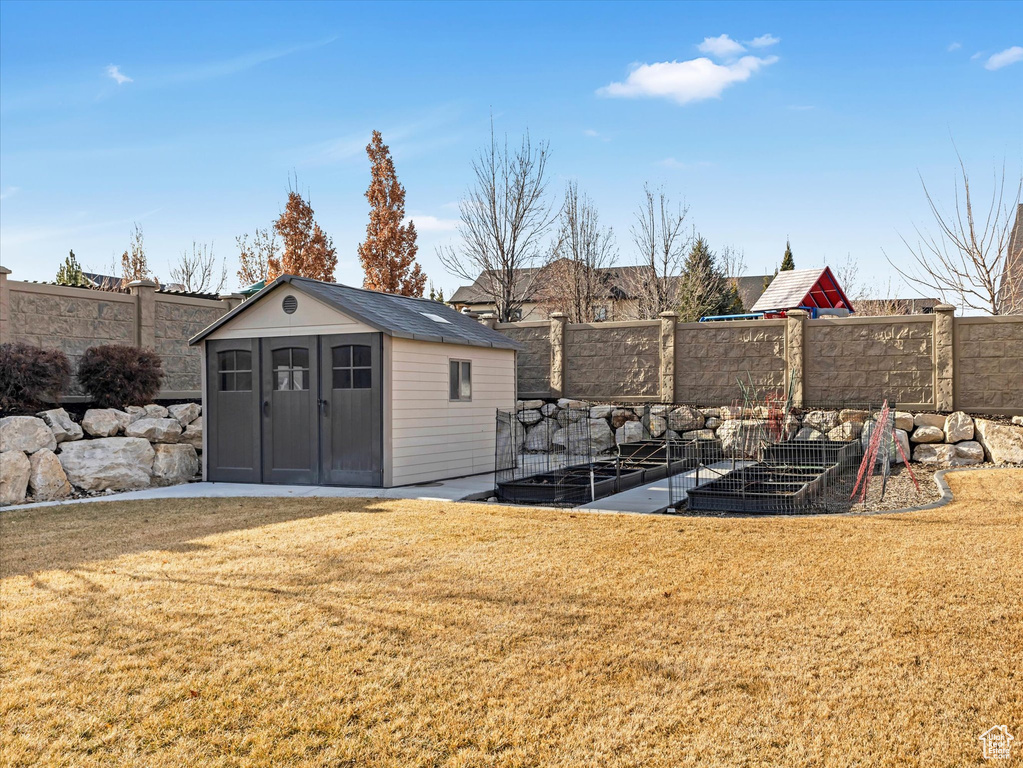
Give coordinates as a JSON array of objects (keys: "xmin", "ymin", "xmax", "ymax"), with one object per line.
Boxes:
[
  {"xmin": 55, "ymin": 249, "xmax": 88, "ymax": 287},
  {"xmin": 780, "ymin": 239, "xmax": 795, "ymax": 271},
  {"xmin": 677, "ymin": 236, "xmax": 732, "ymax": 321}
]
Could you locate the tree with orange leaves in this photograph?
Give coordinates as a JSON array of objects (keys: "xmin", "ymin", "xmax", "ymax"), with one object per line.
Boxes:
[
  {"xmin": 267, "ymin": 188, "xmax": 337, "ymax": 282},
  {"xmin": 357, "ymin": 131, "xmax": 426, "ymax": 296}
]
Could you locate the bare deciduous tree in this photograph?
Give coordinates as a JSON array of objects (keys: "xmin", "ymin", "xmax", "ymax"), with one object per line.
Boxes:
[
  {"xmin": 170, "ymin": 242, "xmax": 227, "ymax": 294},
  {"xmin": 120, "ymin": 222, "xmax": 151, "ymax": 287},
  {"xmin": 236, "ymin": 228, "xmax": 279, "ymax": 286},
  {"xmin": 886, "ymin": 152, "xmax": 1022, "ymax": 314},
  {"xmin": 438, "ymin": 124, "xmax": 557, "ymax": 322},
  {"xmin": 535, "ymin": 182, "xmax": 618, "ymax": 322},
  {"xmin": 622, "ymin": 184, "xmax": 692, "ymax": 319}
]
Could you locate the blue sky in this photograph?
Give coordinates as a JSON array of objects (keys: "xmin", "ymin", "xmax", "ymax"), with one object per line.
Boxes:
[{"xmin": 1, "ymin": 0, "xmax": 1020, "ymax": 296}]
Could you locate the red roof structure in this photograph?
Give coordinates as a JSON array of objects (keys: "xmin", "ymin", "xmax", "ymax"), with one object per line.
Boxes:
[{"xmin": 750, "ymin": 267, "xmax": 854, "ymax": 315}]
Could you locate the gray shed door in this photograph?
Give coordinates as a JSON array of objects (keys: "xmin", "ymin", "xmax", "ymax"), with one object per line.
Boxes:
[
  {"xmin": 261, "ymin": 336, "xmax": 320, "ymax": 485},
  {"xmin": 319, "ymin": 333, "xmax": 383, "ymax": 485},
  {"xmin": 206, "ymin": 339, "xmax": 261, "ymax": 483}
]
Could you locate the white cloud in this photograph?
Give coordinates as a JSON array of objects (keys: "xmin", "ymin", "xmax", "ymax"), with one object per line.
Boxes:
[
  {"xmin": 598, "ymin": 54, "xmax": 778, "ymax": 105},
  {"xmin": 947, "ymin": 42, "xmax": 962, "ymax": 52},
  {"xmin": 0, "ymin": 186, "xmax": 19, "ymax": 200},
  {"xmin": 971, "ymin": 51, "xmax": 985, "ymax": 60},
  {"xmin": 697, "ymin": 34, "xmax": 746, "ymax": 59},
  {"xmin": 659, "ymin": 157, "xmax": 688, "ymax": 169},
  {"xmin": 748, "ymin": 34, "xmax": 780, "ymax": 48},
  {"xmin": 583, "ymin": 128, "xmax": 600, "ymax": 137},
  {"xmin": 985, "ymin": 46, "xmax": 1023, "ymax": 70},
  {"xmin": 106, "ymin": 65, "xmax": 132, "ymax": 85},
  {"xmin": 406, "ymin": 214, "xmax": 458, "ymax": 233},
  {"xmin": 788, "ymin": 104, "xmax": 815, "ymax": 111}
]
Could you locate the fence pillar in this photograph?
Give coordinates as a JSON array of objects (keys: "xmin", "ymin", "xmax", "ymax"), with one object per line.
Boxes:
[
  {"xmin": 478, "ymin": 312, "xmax": 498, "ymax": 330},
  {"xmin": 549, "ymin": 312, "xmax": 567, "ymax": 399},
  {"xmin": 933, "ymin": 304, "xmax": 955, "ymax": 411},
  {"xmin": 659, "ymin": 311, "xmax": 677, "ymax": 403},
  {"xmin": 218, "ymin": 292, "xmax": 246, "ymax": 313},
  {"xmin": 785, "ymin": 310, "xmax": 808, "ymax": 407},
  {"xmin": 127, "ymin": 279, "xmax": 158, "ymax": 349},
  {"xmin": 0, "ymin": 266, "xmax": 10, "ymax": 345}
]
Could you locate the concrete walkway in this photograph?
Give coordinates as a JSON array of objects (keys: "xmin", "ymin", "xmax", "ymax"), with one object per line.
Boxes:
[
  {"xmin": 577, "ymin": 461, "xmax": 749, "ymax": 514},
  {"xmin": 11, "ymin": 473, "xmax": 499, "ymax": 512}
]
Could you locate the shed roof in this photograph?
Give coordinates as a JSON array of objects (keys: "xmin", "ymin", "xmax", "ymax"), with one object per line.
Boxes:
[
  {"xmin": 190, "ymin": 275, "xmax": 523, "ymax": 350},
  {"xmin": 750, "ymin": 267, "xmax": 853, "ymax": 312}
]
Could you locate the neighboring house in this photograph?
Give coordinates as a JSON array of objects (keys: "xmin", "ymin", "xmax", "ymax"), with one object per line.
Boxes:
[
  {"xmin": 190, "ymin": 274, "xmax": 519, "ymax": 488},
  {"xmin": 750, "ymin": 267, "xmax": 854, "ymax": 317},
  {"xmin": 853, "ymin": 297, "xmax": 940, "ymax": 316},
  {"xmin": 997, "ymin": 203, "xmax": 1023, "ymax": 314},
  {"xmin": 450, "ymin": 263, "xmax": 772, "ymax": 321},
  {"xmin": 82, "ymin": 271, "xmax": 186, "ymax": 293}
]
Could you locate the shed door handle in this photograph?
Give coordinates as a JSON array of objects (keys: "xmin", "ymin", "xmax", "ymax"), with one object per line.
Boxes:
[
  {"xmin": 319, "ymin": 398, "xmax": 329, "ymax": 417},
  {"xmin": 262, "ymin": 399, "xmax": 270, "ymax": 417}
]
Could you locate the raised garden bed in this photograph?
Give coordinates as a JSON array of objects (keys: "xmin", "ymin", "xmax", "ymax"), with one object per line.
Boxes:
[{"xmin": 686, "ymin": 462, "xmax": 842, "ymax": 514}]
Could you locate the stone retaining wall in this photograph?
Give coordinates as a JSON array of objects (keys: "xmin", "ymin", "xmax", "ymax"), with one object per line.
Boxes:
[{"xmin": 0, "ymin": 404, "xmax": 203, "ymax": 505}]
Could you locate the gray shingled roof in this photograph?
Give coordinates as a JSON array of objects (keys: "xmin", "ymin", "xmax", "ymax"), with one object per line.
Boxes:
[
  {"xmin": 190, "ymin": 275, "xmax": 522, "ymax": 350},
  {"xmin": 751, "ymin": 268, "xmax": 827, "ymax": 311}
]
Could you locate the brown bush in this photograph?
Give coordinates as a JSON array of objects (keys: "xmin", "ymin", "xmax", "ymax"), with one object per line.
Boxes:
[
  {"xmin": 77, "ymin": 345, "xmax": 164, "ymax": 409},
  {"xmin": 0, "ymin": 343, "xmax": 72, "ymax": 415}
]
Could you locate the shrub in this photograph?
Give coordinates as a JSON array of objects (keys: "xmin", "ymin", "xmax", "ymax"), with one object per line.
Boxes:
[
  {"xmin": 0, "ymin": 343, "xmax": 72, "ymax": 414},
  {"xmin": 77, "ymin": 345, "xmax": 164, "ymax": 409}
]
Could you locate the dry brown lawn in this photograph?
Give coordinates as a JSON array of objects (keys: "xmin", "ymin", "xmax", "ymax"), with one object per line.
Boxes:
[{"xmin": 2, "ymin": 470, "xmax": 1022, "ymax": 767}]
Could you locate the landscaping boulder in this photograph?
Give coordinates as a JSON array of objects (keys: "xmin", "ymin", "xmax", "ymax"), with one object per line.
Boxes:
[
  {"xmin": 827, "ymin": 422, "xmax": 862, "ymax": 441},
  {"xmin": 804, "ymin": 410, "xmax": 840, "ymax": 432},
  {"xmin": 794, "ymin": 426, "xmax": 824, "ymax": 441},
  {"xmin": 950, "ymin": 440, "xmax": 984, "ymax": 467},
  {"xmin": 517, "ymin": 409, "xmax": 542, "ymax": 426},
  {"xmin": 556, "ymin": 398, "xmax": 588, "ymax": 410},
  {"xmin": 891, "ymin": 429, "xmax": 911, "ymax": 465},
  {"xmin": 647, "ymin": 415, "xmax": 667, "ymax": 438},
  {"xmin": 611, "ymin": 408, "xmax": 638, "ymax": 429},
  {"xmin": 37, "ymin": 408, "xmax": 83, "ymax": 444},
  {"xmin": 943, "ymin": 411, "xmax": 974, "ymax": 443},
  {"xmin": 82, "ymin": 408, "xmax": 130, "ymax": 437},
  {"xmin": 839, "ymin": 409, "xmax": 869, "ymax": 424},
  {"xmin": 719, "ymin": 406, "xmax": 744, "ymax": 421},
  {"xmin": 912, "ymin": 443, "xmax": 955, "ymax": 465},
  {"xmin": 125, "ymin": 405, "xmax": 147, "ymax": 423},
  {"xmin": 179, "ymin": 420, "xmax": 203, "ymax": 450},
  {"xmin": 518, "ymin": 399, "xmax": 544, "ymax": 410},
  {"xmin": 0, "ymin": 416, "xmax": 57, "ymax": 454},
  {"xmin": 58, "ymin": 437, "xmax": 155, "ymax": 491},
  {"xmin": 587, "ymin": 418, "xmax": 615, "ymax": 453},
  {"xmin": 910, "ymin": 425, "xmax": 943, "ymax": 444},
  {"xmin": 556, "ymin": 407, "xmax": 586, "ymax": 426},
  {"xmin": 1013, "ymin": 416, "xmax": 1023, "ymax": 427},
  {"xmin": 552, "ymin": 423, "xmax": 596, "ymax": 455},
  {"xmin": 615, "ymin": 420, "xmax": 647, "ymax": 445},
  {"xmin": 649, "ymin": 404, "xmax": 671, "ymax": 417},
  {"xmin": 913, "ymin": 413, "xmax": 946, "ymax": 430},
  {"xmin": 682, "ymin": 429, "xmax": 715, "ymax": 440},
  {"xmin": 667, "ymin": 406, "xmax": 703, "ymax": 432},
  {"xmin": 589, "ymin": 405, "xmax": 613, "ymax": 420},
  {"xmin": 974, "ymin": 419, "xmax": 1023, "ymax": 464},
  {"xmin": 719, "ymin": 420, "xmax": 766, "ymax": 458},
  {"xmin": 525, "ymin": 419, "xmax": 559, "ymax": 452},
  {"xmin": 1, "ymin": 450, "xmax": 31, "ymax": 505},
  {"xmin": 144, "ymin": 404, "xmax": 170, "ymax": 419},
  {"xmin": 699, "ymin": 407, "xmax": 721, "ymax": 419},
  {"xmin": 28, "ymin": 448, "xmax": 72, "ymax": 501},
  {"xmin": 168, "ymin": 403, "xmax": 201, "ymax": 427},
  {"xmin": 152, "ymin": 444, "xmax": 199, "ymax": 486},
  {"xmin": 704, "ymin": 416, "xmax": 722, "ymax": 430},
  {"xmin": 126, "ymin": 417, "xmax": 183, "ymax": 443}
]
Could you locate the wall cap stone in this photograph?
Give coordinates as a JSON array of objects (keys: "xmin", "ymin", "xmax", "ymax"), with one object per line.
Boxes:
[
  {"xmin": 127, "ymin": 279, "xmax": 158, "ymax": 289},
  {"xmin": 933, "ymin": 304, "xmax": 956, "ymax": 313}
]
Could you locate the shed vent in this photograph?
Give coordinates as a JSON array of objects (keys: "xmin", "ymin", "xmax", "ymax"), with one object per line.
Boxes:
[
  {"xmin": 282, "ymin": 295, "xmax": 298, "ymax": 314},
  {"xmin": 420, "ymin": 312, "xmax": 452, "ymax": 324}
]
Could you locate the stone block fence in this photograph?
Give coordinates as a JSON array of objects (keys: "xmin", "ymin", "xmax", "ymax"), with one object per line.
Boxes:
[
  {"xmin": 490, "ymin": 308, "xmax": 1023, "ymax": 416},
  {"xmin": 0, "ymin": 267, "xmax": 243, "ymax": 399}
]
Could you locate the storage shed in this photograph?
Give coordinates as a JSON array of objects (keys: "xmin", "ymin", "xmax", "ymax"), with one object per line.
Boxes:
[{"xmin": 189, "ymin": 275, "xmax": 520, "ymax": 487}]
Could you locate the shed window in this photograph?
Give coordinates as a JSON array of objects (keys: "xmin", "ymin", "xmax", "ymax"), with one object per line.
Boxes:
[
  {"xmin": 332, "ymin": 344, "xmax": 372, "ymax": 389},
  {"xmin": 217, "ymin": 349, "xmax": 252, "ymax": 392},
  {"xmin": 272, "ymin": 348, "xmax": 309, "ymax": 391},
  {"xmin": 449, "ymin": 360, "xmax": 472, "ymax": 401}
]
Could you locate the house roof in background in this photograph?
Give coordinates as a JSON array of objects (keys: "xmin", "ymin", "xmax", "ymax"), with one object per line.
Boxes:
[
  {"xmin": 190, "ymin": 275, "xmax": 523, "ymax": 350},
  {"xmin": 731, "ymin": 275, "xmax": 772, "ymax": 311}
]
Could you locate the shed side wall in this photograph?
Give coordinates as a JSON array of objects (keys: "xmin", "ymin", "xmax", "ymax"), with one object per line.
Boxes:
[{"xmin": 389, "ymin": 338, "xmax": 516, "ymax": 486}]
